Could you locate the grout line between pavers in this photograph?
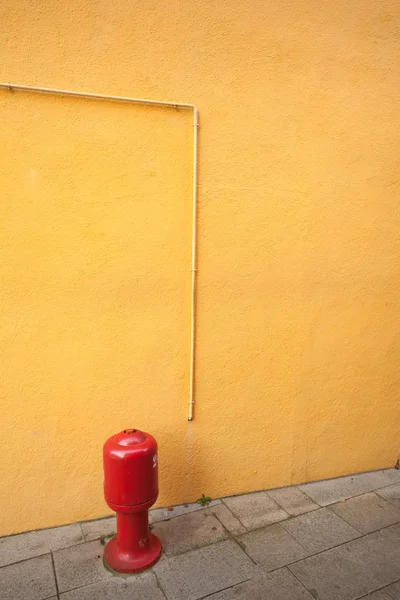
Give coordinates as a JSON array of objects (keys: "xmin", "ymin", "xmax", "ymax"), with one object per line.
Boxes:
[
  {"xmin": 233, "ymin": 536, "xmax": 260, "ymax": 567},
  {"xmin": 285, "ymin": 504, "xmax": 365, "ymax": 541},
  {"xmin": 3, "ymin": 506, "xmax": 400, "ymax": 573},
  {"xmin": 154, "ymin": 530, "xmax": 255, "ymax": 563},
  {"xmin": 220, "ymin": 492, "xmax": 292, "ymax": 531},
  {"xmin": 388, "ymin": 524, "xmax": 400, "ymax": 538},
  {"xmin": 233, "ymin": 517, "xmax": 357, "ymax": 569},
  {"xmin": 220, "ymin": 498, "xmax": 248, "ymax": 531},
  {"xmin": 353, "ymin": 576, "xmax": 400, "ymax": 599},
  {"xmin": 2, "ymin": 470, "xmax": 397, "ymax": 541},
  {"xmin": 51, "ymin": 574, "xmax": 112, "ymax": 597},
  {"xmin": 286, "ymin": 528, "xmax": 364, "ymax": 557},
  {"xmin": 150, "ymin": 501, "xmax": 221, "ymax": 524},
  {"xmin": 2, "ymin": 530, "xmax": 250, "ymax": 583},
  {"xmin": 0, "ymin": 538, "xmax": 101, "ymax": 569},
  {"xmin": 56, "ymin": 561, "xmax": 208, "ymax": 599},
  {"xmin": 383, "ymin": 524, "xmax": 400, "ymax": 538},
  {"xmin": 77, "ymin": 522, "xmax": 86, "ymax": 542},
  {"xmin": 325, "ymin": 502, "xmax": 400, "ymax": 537},
  {"xmin": 0, "ymin": 505, "xmax": 367, "ymax": 571},
  {"xmin": 50, "ymin": 551, "xmax": 60, "ymax": 600},
  {"xmin": 276, "ymin": 521, "xmax": 313, "ymax": 555},
  {"xmin": 0, "ymin": 551, "xmax": 51, "ymax": 569},
  {"xmin": 152, "ymin": 569, "xmax": 169, "ymax": 599},
  {"xmin": 5, "ymin": 521, "xmax": 400, "ymax": 600},
  {"xmin": 324, "ymin": 503, "xmax": 370, "ymax": 536},
  {"xmin": 375, "ymin": 488, "xmax": 400, "ymax": 511},
  {"xmin": 190, "ymin": 523, "xmax": 390, "ymax": 586},
  {"xmin": 385, "ymin": 577, "xmax": 400, "ymax": 600},
  {"xmin": 211, "ymin": 502, "xmax": 248, "ymax": 535},
  {"xmin": 198, "ymin": 577, "xmax": 253, "ymax": 599},
  {"xmin": 209, "ymin": 509, "xmax": 259, "ymax": 566},
  {"xmin": 284, "ymin": 526, "xmax": 400, "ymax": 580},
  {"xmin": 296, "ymin": 487, "xmax": 324, "ymax": 507},
  {"xmin": 260, "ymin": 490, "xmax": 291, "ymax": 522},
  {"xmin": 0, "ymin": 521, "xmax": 83, "ymax": 541},
  {"xmin": 232, "ymin": 520, "xmax": 305, "ymax": 570},
  {"xmin": 287, "ymin": 565, "xmax": 319, "ymax": 599},
  {"xmin": 18, "ymin": 508, "xmax": 286, "ymax": 567},
  {"xmin": 2, "ymin": 472, "xmax": 398, "ymax": 541},
  {"xmin": 2, "ymin": 474, "xmax": 399, "ymax": 586},
  {"xmin": 264, "ymin": 488, "xmax": 321, "ymax": 517},
  {"xmin": 201, "ymin": 569, "xmax": 400, "ymax": 600},
  {"xmin": 299, "ymin": 477, "xmax": 400, "ymax": 508}
]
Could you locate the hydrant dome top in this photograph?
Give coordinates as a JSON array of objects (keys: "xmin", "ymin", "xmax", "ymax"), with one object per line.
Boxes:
[{"xmin": 113, "ymin": 428, "xmax": 147, "ymax": 447}]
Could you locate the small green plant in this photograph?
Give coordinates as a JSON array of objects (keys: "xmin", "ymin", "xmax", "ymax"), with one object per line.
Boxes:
[{"xmin": 196, "ymin": 493, "xmax": 212, "ymax": 507}]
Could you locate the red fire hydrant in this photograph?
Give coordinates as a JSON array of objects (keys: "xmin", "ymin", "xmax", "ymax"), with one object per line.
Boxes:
[{"xmin": 103, "ymin": 428, "xmax": 162, "ymax": 573}]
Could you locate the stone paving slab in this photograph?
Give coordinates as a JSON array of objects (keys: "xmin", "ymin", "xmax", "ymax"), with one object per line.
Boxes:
[
  {"xmin": 377, "ymin": 483, "xmax": 400, "ymax": 509},
  {"xmin": 290, "ymin": 529, "xmax": 400, "ymax": 600},
  {"xmin": 0, "ymin": 554, "xmax": 57, "ymax": 600},
  {"xmin": 331, "ymin": 492, "xmax": 400, "ymax": 534},
  {"xmin": 150, "ymin": 499, "xmax": 221, "ymax": 523},
  {"xmin": 238, "ymin": 523, "xmax": 308, "ymax": 572},
  {"xmin": 154, "ymin": 539, "xmax": 255, "ymax": 600},
  {"xmin": 81, "ymin": 517, "xmax": 116, "ymax": 542},
  {"xmin": 281, "ymin": 507, "xmax": 360, "ymax": 553},
  {"xmin": 267, "ymin": 486, "xmax": 319, "ymax": 516},
  {"xmin": 53, "ymin": 539, "xmax": 112, "ymax": 593},
  {"xmin": 210, "ymin": 502, "xmax": 247, "ymax": 535},
  {"xmin": 205, "ymin": 567, "xmax": 314, "ymax": 599},
  {"xmin": 152, "ymin": 508, "xmax": 229, "ymax": 555},
  {"xmin": 60, "ymin": 572, "xmax": 165, "ymax": 599},
  {"xmin": 223, "ymin": 491, "xmax": 289, "ymax": 530},
  {"xmin": 299, "ymin": 470, "xmax": 400, "ymax": 507},
  {"xmin": 0, "ymin": 523, "xmax": 83, "ymax": 567}
]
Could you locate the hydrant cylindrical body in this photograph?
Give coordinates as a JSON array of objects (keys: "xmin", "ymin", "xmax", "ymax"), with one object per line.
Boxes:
[{"xmin": 103, "ymin": 429, "xmax": 162, "ymax": 573}]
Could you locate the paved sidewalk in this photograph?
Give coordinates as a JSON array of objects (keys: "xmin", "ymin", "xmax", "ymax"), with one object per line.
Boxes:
[{"xmin": 2, "ymin": 469, "xmax": 400, "ymax": 599}]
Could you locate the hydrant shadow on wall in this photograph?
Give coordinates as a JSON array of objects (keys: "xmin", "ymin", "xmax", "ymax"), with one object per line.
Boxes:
[{"xmin": 103, "ymin": 429, "xmax": 162, "ymax": 573}]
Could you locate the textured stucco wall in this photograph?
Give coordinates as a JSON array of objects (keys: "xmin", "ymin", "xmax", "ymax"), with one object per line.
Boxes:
[{"xmin": 1, "ymin": 0, "xmax": 400, "ymax": 535}]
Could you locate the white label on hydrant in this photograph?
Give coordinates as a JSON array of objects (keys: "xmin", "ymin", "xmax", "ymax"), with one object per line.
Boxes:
[{"xmin": 153, "ymin": 454, "xmax": 157, "ymax": 468}]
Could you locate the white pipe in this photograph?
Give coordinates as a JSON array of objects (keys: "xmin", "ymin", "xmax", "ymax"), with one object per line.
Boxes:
[
  {"xmin": 0, "ymin": 82, "xmax": 196, "ymax": 109},
  {"xmin": 0, "ymin": 82, "xmax": 199, "ymax": 422},
  {"xmin": 188, "ymin": 107, "xmax": 198, "ymax": 422}
]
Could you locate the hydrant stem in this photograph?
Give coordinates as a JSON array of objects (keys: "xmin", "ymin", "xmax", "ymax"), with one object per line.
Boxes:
[{"xmin": 116, "ymin": 512, "xmax": 149, "ymax": 553}]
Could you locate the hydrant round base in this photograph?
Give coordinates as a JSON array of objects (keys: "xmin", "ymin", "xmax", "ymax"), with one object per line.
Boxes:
[{"xmin": 104, "ymin": 532, "xmax": 162, "ymax": 574}]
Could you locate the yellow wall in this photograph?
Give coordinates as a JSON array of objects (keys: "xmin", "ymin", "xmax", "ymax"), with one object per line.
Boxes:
[{"xmin": 1, "ymin": 0, "xmax": 400, "ymax": 536}]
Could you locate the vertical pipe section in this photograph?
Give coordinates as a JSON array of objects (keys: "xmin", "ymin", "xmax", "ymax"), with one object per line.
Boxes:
[
  {"xmin": 0, "ymin": 82, "xmax": 199, "ymax": 421},
  {"xmin": 188, "ymin": 107, "xmax": 199, "ymax": 421}
]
